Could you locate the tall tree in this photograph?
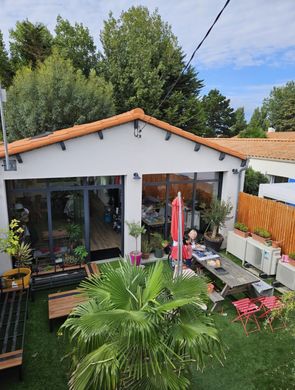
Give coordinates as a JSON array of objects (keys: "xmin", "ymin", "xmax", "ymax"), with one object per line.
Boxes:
[
  {"xmin": 230, "ymin": 107, "xmax": 247, "ymax": 136},
  {"xmin": 100, "ymin": 6, "xmax": 205, "ymax": 134},
  {"xmin": 54, "ymin": 16, "xmax": 98, "ymax": 76},
  {"xmin": 239, "ymin": 107, "xmax": 267, "ymax": 138},
  {"xmin": 9, "ymin": 19, "xmax": 53, "ymax": 70},
  {"xmin": 244, "ymin": 167, "xmax": 269, "ymax": 195},
  {"xmin": 202, "ymin": 89, "xmax": 234, "ymax": 137},
  {"xmin": 5, "ymin": 51, "xmax": 114, "ymax": 140},
  {"xmin": 0, "ymin": 31, "xmax": 13, "ymax": 87},
  {"xmin": 61, "ymin": 261, "xmax": 222, "ymax": 390},
  {"xmin": 263, "ymin": 81, "xmax": 295, "ymax": 131}
]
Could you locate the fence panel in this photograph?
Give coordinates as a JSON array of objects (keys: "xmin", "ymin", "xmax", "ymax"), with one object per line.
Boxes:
[{"xmin": 237, "ymin": 192, "xmax": 295, "ymax": 255}]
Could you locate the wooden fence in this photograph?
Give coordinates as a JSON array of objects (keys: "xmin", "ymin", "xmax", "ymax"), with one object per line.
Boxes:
[{"xmin": 237, "ymin": 192, "xmax": 295, "ymax": 255}]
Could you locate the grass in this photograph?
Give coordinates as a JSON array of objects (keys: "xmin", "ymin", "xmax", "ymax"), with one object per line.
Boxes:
[{"xmin": 1, "ymin": 258, "xmax": 294, "ymax": 390}]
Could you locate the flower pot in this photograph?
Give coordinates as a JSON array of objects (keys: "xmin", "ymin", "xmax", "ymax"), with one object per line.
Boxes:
[
  {"xmin": 251, "ymin": 233, "xmax": 271, "ymax": 245},
  {"xmin": 204, "ymin": 232, "xmax": 223, "ymax": 252},
  {"xmin": 154, "ymin": 248, "xmax": 164, "ymax": 258},
  {"xmin": 2, "ymin": 267, "xmax": 31, "ymax": 289},
  {"xmin": 130, "ymin": 251, "xmax": 142, "ymax": 265},
  {"xmin": 142, "ymin": 252, "xmax": 150, "ymax": 260},
  {"xmin": 234, "ymin": 228, "xmax": 249, "ymax": 238}
]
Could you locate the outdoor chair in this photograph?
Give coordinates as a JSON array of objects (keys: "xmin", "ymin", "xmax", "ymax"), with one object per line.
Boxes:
[
  {"xmin": 253, "ymin": 296, "xmax": 287, "ymax": 332},
  {"xmin": 232, "ymin": 297, "xmax": 261, "ymax": 336}
]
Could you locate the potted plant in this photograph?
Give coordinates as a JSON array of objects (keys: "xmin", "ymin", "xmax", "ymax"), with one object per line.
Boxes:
[
  {"xmin": 288, "ymin": 252, "xmax": 295, "ymax": 266},
  {"xmin": 151, "ymin": 232, "xmax": 164, "ymax": 258},
  {"xmin": 66, "ymin": 223, "xmax": 82, "ymax": 252},
  {"xmin": 234, "ymin": 222, "xmax": 249, "ymax": 238},
  {"xmin": 252, "ymin": 227, "xmax": 271, "ymax": 245},
  {"xmin": 126, "ymin": 221, "xmax": 146, "ymax": 265},
  {"xmin": 141, "ymin": 238, "xmax": 151, "ymax": 260},
  {"xmin": 0, "ymin": 219, "xmax": 32, "ymax": 289},
  {"xmin": 161, "ymin": 239, "xmax": 171, "ymax": 255},
  {"xmin": 73, "ymin": 245, "xmax": 88, "ymax": 266},
  {"xmin": 201, "ymin": 198, "xmax": 233, "ymax": 252}
]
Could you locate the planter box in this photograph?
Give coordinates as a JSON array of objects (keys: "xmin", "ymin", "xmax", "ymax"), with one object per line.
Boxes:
[
  {"xmin": 234, "ymin": 228, "xmax": 249, "ymax": 238},
  {"xmin": 251, "ymin": 233, "xmax": 271, "ymax": 245}
]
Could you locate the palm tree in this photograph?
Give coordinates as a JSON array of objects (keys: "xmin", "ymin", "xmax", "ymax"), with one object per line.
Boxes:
[{"xmin": 60, "ymin": 261, "xmax": 223, "ymax": 390}]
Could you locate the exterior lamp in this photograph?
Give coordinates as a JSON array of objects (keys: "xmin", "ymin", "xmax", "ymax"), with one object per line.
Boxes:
[{"xmin": 133, "ymin": 172, "xmax": 141, "ymax": 180}]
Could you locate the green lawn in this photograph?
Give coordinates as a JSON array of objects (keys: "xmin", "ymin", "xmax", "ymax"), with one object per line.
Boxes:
[{"xmin": 1, "ymin": 259, "xmax": 295, "ymax": 390}]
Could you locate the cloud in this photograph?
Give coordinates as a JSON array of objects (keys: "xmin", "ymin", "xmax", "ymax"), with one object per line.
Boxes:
[{"xmin": 1, "ymin": 0, "xmax": 294, "ymax": 69}]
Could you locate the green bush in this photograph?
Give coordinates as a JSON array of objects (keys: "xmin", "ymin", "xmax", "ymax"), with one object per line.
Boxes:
[
  {"xmin": 253, "ymin": 227, "xmax": 271, "ymax": 238},
  {"xmin": 289, "ymin": 252, "xmax": 295, "ymax": 260},
  {"xmin": 234, "ymin": 222, "xmax": 248, "ymax": 232}
]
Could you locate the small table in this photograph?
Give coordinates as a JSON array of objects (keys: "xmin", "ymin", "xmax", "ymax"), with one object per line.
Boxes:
[
  {"xmin": 192, "ymin": 250, "xmax": 259, "ymax": 311},
  {"xmin": 142, "ymin": 217, "xmax": 165, "ymax": 242}
]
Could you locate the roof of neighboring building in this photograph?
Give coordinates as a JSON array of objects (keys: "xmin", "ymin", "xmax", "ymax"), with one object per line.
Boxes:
[
  {"xmin": 208, "ymin": 137, "xmax": 295, "ymax": 161},
  {"xmin": 0, "ymin": 108, "xmax": 245, "ymax": 160},
  {"xmin": 266, "ymin": 131, "xmax": 295, "ymax": 139}
]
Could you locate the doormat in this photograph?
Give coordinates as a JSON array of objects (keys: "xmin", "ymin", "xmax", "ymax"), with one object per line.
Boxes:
[{"xmin": 90, "ymin": 247, "xmax": 121, "ymax": 261}]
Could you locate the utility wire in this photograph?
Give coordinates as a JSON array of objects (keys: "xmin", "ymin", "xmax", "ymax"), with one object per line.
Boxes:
[{"xmin": 139, "ymin": 0, "xmax": 231, "ymax": 132}]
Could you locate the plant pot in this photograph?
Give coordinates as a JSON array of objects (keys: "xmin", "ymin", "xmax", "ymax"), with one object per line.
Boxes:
[
  {"xmin": 142, "ymin": 252, "xmax": 150, "ymax": 260},
  {"xmin": 234, "ymin": 228, "xmax": 249, "ymax": 238},
  {"xmin": 204, "ymin": 232, "xmax": 223, "ymax": 252},
  {"xmin": 130, "ymin": 251, "xmax": 142, "ymax": 265},
  {"xmin": 251, "ymin": 233, "xmax": 271, "ymax": 245},
  {"xmin": 163, "ymin": 245, "xmax": 171, "ymax": 255},
  {"xmin": 2, "ymin": 267, "xmax": 31, "ymax": 289},
  {"xmin": 154, "ymin": 248, "xmax": 164, "ymax": 258}
]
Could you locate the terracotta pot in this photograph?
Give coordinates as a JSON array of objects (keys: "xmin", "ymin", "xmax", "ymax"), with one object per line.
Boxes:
[
  {"xmin": 142, "ymin": 252, "xmax": 150, "ymax": 260},
  {"xmin": 234, "ymin": 228, "xmax": 249, "ymax": 238},
  {"xmin": 251, "ymin": 233, "xmax": 271, "ymax": 245},
  {"xmin": 2, "ymin": 267, "xmax": 31, "ymax": 288}
]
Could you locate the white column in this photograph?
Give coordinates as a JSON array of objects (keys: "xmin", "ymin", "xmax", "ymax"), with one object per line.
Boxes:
[
  {"xmin": 0, "ymin": 179, "xmax": 12, "ymax": 273},
  {"xmin": 124, "ymin": 173, "xmax": 143, "ymax": 256}
]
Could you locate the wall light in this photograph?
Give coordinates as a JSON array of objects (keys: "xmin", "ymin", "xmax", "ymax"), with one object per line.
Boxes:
[{"xmin": 133, "ymin": 172, "xmax": 141, "ymax": 180}]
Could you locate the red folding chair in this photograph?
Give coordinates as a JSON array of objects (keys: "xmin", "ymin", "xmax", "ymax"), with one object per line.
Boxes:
[
  {"xmin": 256, "ymin": 296, "xmax": 287, "ymax": 332},
  {"xmin": 232, "ymin": 298, "xmax": 261, "ymax": 336}
]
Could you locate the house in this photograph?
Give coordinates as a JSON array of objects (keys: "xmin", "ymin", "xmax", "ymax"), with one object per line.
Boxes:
[
  {"xmin": 0, "ymin": 108, "xmax": 246, "ymax": 272},
  {"xmin": 208, "ymin": 134, "xmax": 295, "ymax": 183}
]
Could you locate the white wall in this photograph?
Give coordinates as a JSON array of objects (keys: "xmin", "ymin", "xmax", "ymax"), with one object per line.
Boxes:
[
  {"xmin": 0, "ymin": 121, "xmax": 243, "ymax": 270},
  {"xmin": 249, "ymin": 158, "xmax": 295, "ymax": 180}
]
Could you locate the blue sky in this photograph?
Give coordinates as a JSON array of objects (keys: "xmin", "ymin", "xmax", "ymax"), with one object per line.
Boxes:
[{"xmin": 1, "ymin": 0, "xmax": 294, "ymax": 120}]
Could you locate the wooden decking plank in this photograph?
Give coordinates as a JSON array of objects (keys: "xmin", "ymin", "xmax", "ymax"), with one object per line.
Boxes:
[{"xmin": 0, "ymin": 349, "xmax": 23, "ymax": 370}]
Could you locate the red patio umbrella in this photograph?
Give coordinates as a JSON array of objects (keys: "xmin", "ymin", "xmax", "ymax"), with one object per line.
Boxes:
[{"xmin": 170, "ymin": 192, "xmax": 189, "ymax": 275}]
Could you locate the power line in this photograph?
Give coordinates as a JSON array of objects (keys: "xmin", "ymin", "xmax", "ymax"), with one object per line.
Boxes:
[{"xmin": 139, "ymin": 0, "xmax": 231, "ymax": 132}]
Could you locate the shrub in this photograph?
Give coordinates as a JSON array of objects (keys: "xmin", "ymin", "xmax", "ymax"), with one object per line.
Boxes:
[
  {"xmin": 253, "ymin": 227, "xmax": 271, "ymax": 238},
  {"xmin": 289, "ymin": 252, "xmax": 295, "ymax": 260},
  {"xmin": 234, "ymin": 222, "xmax": 248, "ymax": 232}
]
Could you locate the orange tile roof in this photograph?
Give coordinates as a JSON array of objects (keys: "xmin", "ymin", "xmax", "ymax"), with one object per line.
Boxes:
[
  {"xmin": 0, "ymin": 108, "xmax": 245, "ymax": 160},
  {"xmin": 266, "ymin": 131, "xmax": 295, "ymax": 139},
  {"xmin": 208, "ymin": 137, "xmax": 295, "ymax": 161}
]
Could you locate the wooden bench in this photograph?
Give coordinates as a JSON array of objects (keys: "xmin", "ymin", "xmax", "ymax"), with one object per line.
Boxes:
[
  {"xmin": 48, "ymin": 262, "xmax": 100, "ymax": 331},
  {"xmin": 208, "ymin": 290, "xmax": 225, "ymax": 312},
  {"xmin": 0, "ymin": 288, "xmax": 29, "ymax": 380}
]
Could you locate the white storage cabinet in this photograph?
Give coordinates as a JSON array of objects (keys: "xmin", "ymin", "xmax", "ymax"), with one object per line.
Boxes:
[{"xmin": 276, "ymin": 261, "xmax": 295, "ymax": 290}]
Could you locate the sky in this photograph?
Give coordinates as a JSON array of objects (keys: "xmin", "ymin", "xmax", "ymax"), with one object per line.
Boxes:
[{"xmin": 1, "ymin": 0, "xmax": 294, "ymax": 120}]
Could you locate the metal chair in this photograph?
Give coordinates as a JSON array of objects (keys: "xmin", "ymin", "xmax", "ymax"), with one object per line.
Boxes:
[
  {"xmin": 255, "ymin": 296, "xmax": 287, "ymax": 332},
  {"xmin": 232, "ymin": 298, "xmax": 261, "ymax": 336}
]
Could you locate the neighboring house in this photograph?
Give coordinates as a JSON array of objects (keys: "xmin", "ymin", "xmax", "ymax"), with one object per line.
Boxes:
[
  {"xmin": 259, "ymin": 182, "xmax": 295, "ymax": 206},
  {"xmin": 209, "ymin": 133, "xmax": 295, "ymax": 183},
  {"xmin": 0, "ymin": 108, "xmax": 246, "ymax": 272}
]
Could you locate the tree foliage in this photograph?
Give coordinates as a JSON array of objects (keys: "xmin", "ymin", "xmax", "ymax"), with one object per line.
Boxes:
[
  {"xmin": 243, "ymin": 167, "xmax": 269, "ymax": 195},
  {"xmin": 5, "ymin": 51, "xmax": 114, "ymax": 140},
  {"xmin": 263, "ymin": 81, "xmax": 295, "ymax": 131},
  {"xmin": 230, "ymin": 107, "xmax": 247, "ymax": 136},
  {"xmin": 239, "ymin": 107, "xmax": 268, "ymax": 138},
  {"xmin": 0, "ymin": 30, "xmax": 13, "ymax": 87},
  {"xmin": 54, "ymin": 16, "xmax": 98, "ymax": 76},
  {"xmin": 60, "ymin": 260, "xmax": 222, "ymax": 390},
  {"xmin": 202, "ymin": 89, "xmax": 234, "ymax": 137},
  {"xmin": 9, "ymin": 19, "xmax": 53, "ymax": 69},
  {"xmin": 100, "ymin": 6, "xmax": 205, "ymax": 134}
]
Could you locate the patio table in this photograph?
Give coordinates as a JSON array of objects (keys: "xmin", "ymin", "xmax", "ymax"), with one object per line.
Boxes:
[{"xmin": 192, "ymin": 249, "xmax": 259, "ymax": 311}]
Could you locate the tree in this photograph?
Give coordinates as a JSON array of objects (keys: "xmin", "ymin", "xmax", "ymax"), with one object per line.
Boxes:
[
  {"xmin": 243, "ymin": 167, "xmax": 269, "ymax": 195},
  {"xmin": 202, "ymin": 89, "xmax": 234, "ymax": 137},
  {"xmin": 60, "ymin": 260, "xmax": 222, "ymax": 390},
  {"xmin": 239, "ymin": 107, "xmax": 268, "ymax": 138},
  {"xmin": 100, "ymin": 6, "xmax": 205, "ymax": 134},
  {"xmin": 54, "ymin": 16, "xmax": 99, "ymax": 77},
  {"xmin": 5, "ymin": 51, "xmax": 114, "ymax": 140},
  {"xmin": 9, "ymin": 19, "xmax": 53, "ymax": 70},
  {"xmin": 230, "ymin": 107, "xmax": 247, "ymax": 136},
  {"xmin": 0, "ymin": 31, "xmax": 13, "ymax": 87},
  {"xmin": 263, "ymin": 81, "xmax": 295, "ymax": 131}
]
